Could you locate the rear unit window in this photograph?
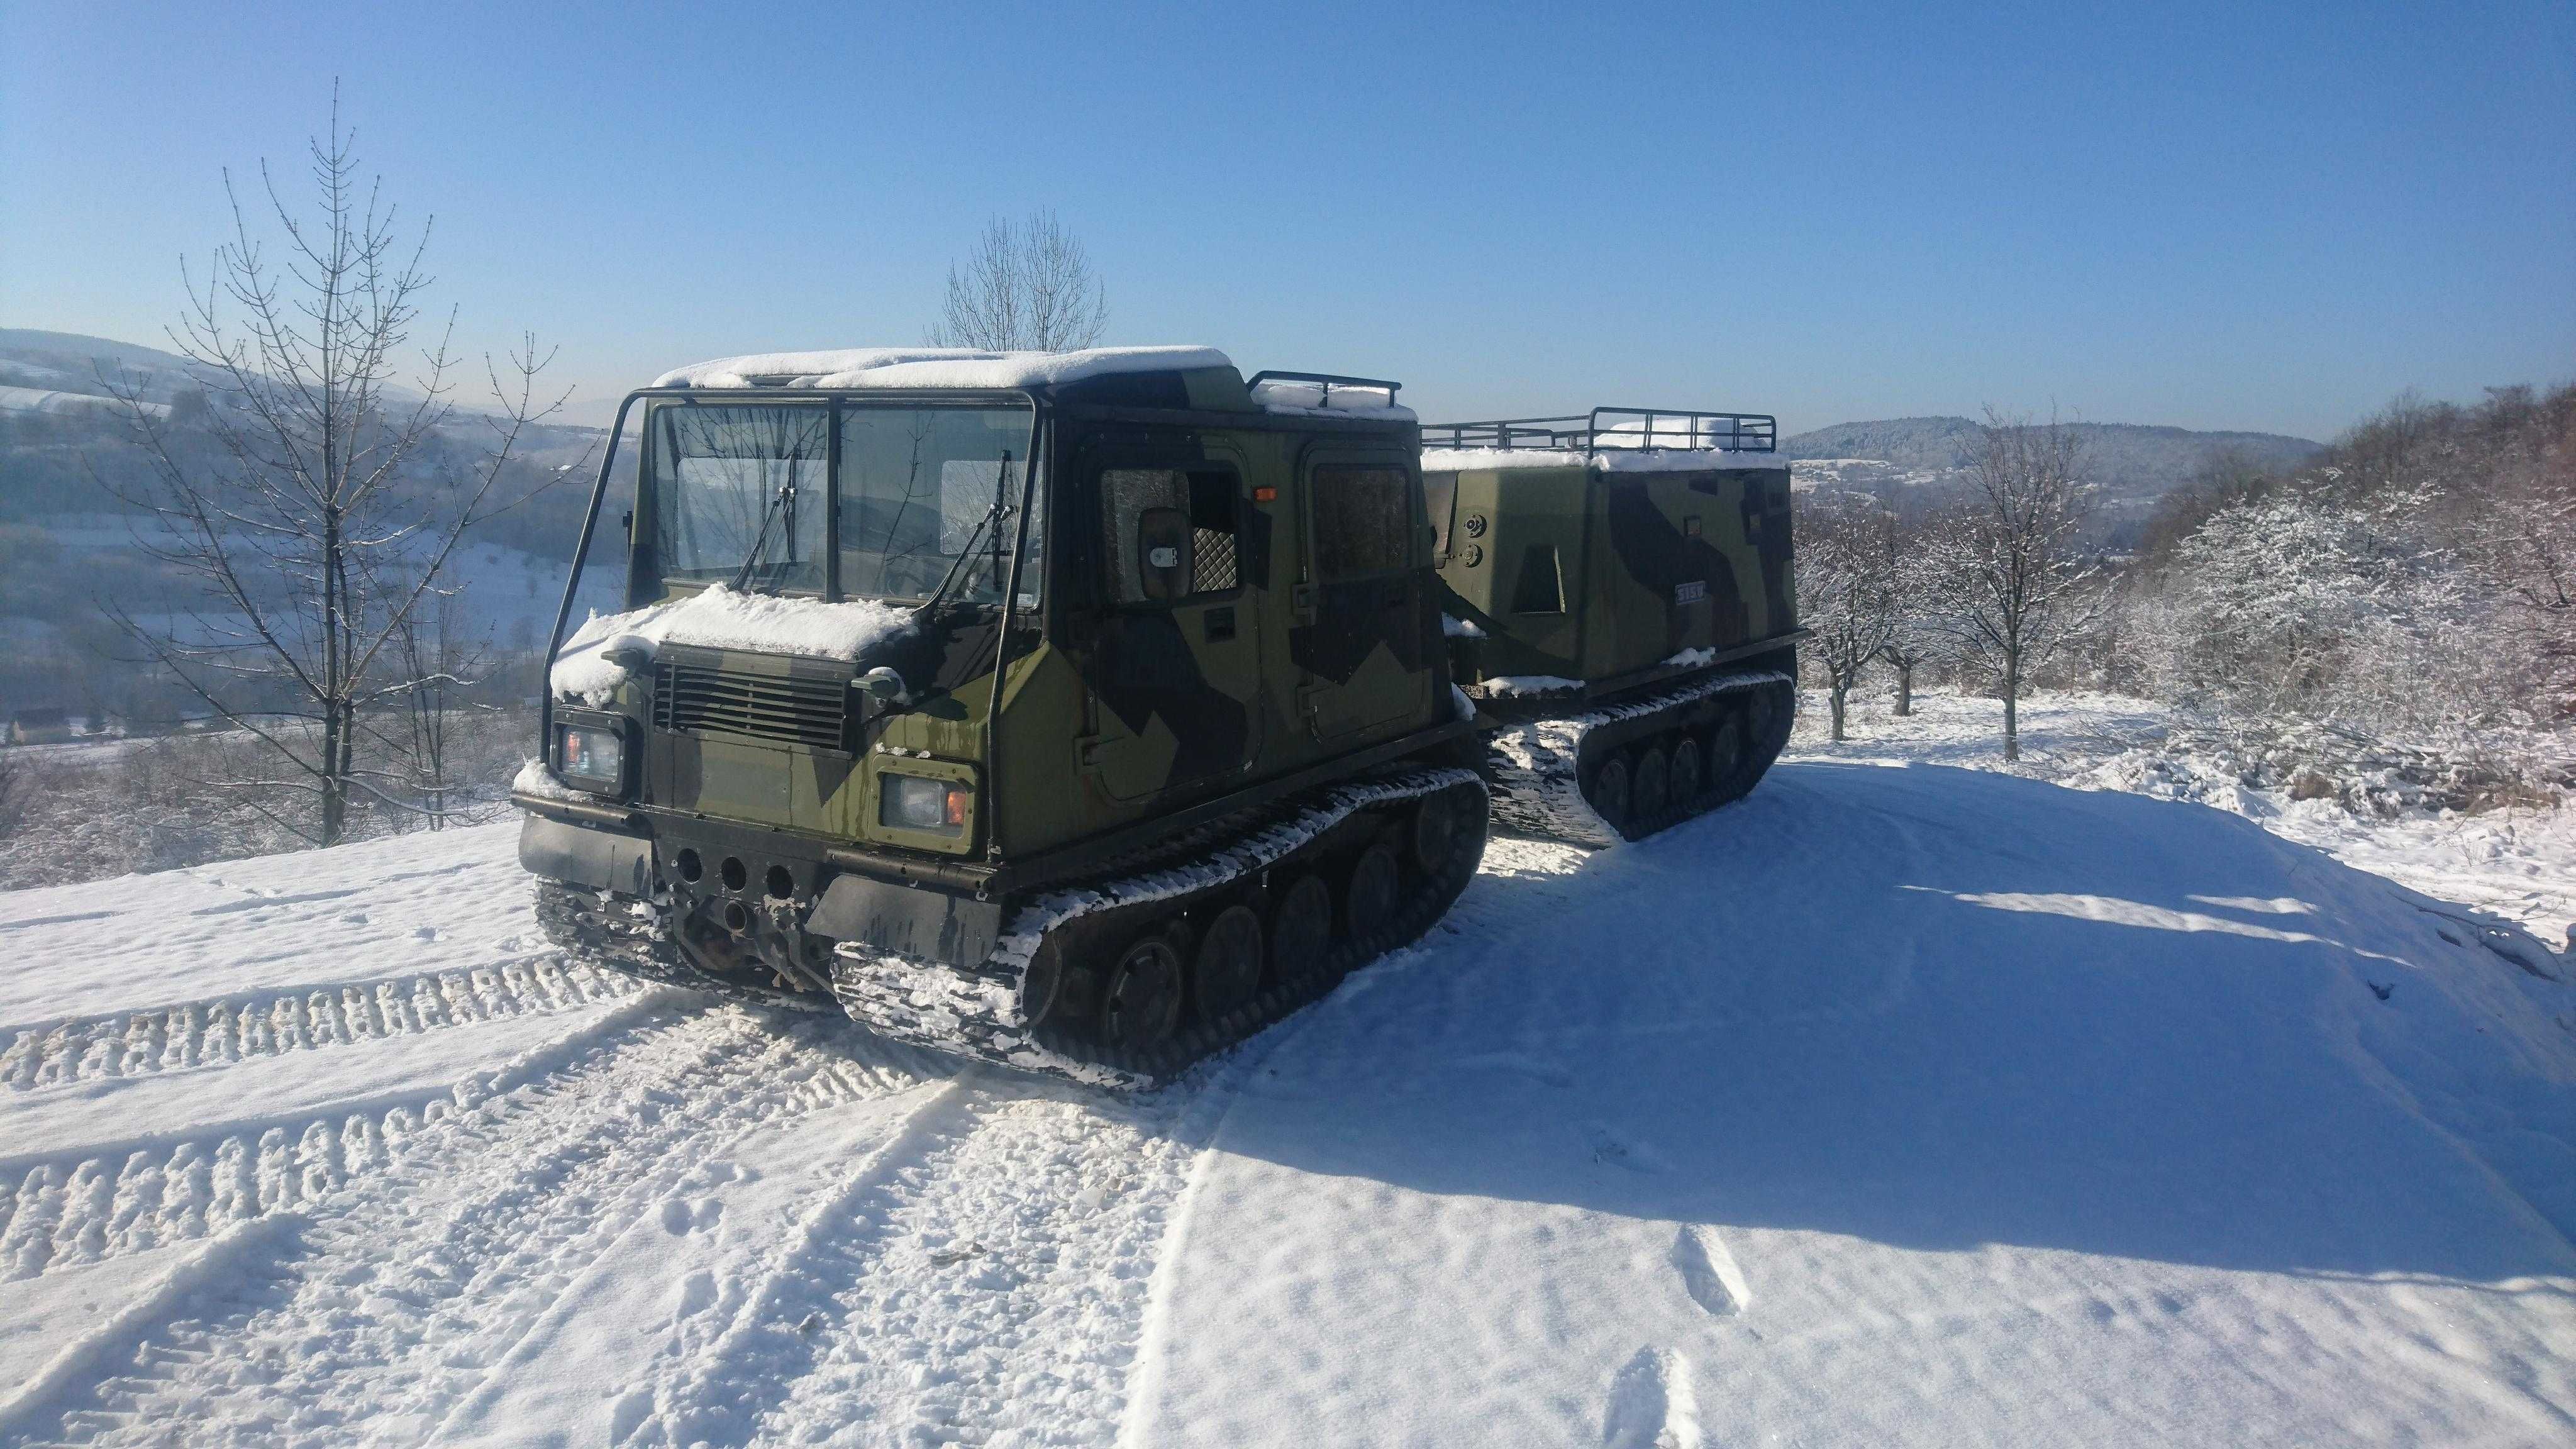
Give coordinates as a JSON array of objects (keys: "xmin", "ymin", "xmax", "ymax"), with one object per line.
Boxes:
[{"xmin": 1312, "ymin": 466, "xmax": 1412, "ymax": 579}]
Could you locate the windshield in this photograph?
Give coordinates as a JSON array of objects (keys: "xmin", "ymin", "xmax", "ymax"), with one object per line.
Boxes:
[
  {"xmin": 838, "ymin": 404, "xmax": 1038, "ymax": 606},
  {"xmin": 650, "ymin": 403, "xmax": 830, "ymax": 592},
  {"xmin": 643, "ymin": 400, "xmax": 1038, "ymax": 607}
]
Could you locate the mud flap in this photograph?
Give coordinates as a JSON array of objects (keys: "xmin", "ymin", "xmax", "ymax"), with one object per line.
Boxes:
[
  {"xmin": 811, "ymin": 874, "xmax": 1004, "ymax": 969},
  {"xmin": 518, "ymin": 814, "xmax": 655, "ymax": 896}
]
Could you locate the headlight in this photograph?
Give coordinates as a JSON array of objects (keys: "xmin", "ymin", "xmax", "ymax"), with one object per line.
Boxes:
[
  {"xmin": 879, "ymin": 772, "xmax": 969, "ymax": 835},
  {"xmin": 553, "ymin": 722, "xmax": 625, "ymax": 792}
]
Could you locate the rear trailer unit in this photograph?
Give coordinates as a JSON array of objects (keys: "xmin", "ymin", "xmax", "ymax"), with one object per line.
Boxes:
[{"xmin": 1423, "ymin": 408, "xmax": 1804, "ymax": 844}]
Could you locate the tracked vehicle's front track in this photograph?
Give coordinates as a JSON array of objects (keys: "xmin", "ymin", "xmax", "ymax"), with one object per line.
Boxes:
[
  {"xmin": 536, "ymin": 767, "xmax": 1489, "ymax": 1089},
  {"xmin": 1485, "ymin": 669, "xmax": 1796, "ymax": 847},
  {"xmin": 833, "ymin": 767, "xmax": 1486, "ymax": 1087}
]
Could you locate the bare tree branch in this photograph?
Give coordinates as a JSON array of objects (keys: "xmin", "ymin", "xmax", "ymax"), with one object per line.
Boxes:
[
  {"xmin": 926, "ymin": 209, "xmax": 1109, "ymax": 352},
  {"xmin": 102, "ymin": 88, "xmax": 570, "ymax": 844}
]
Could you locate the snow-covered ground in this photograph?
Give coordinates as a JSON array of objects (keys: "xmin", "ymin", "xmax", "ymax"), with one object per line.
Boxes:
[
  {"xmin": 1794, "ymin": 687, "xmax": 2576, "ymax": 946},
  {"xmin": 2, "ymin": 700, "xmax": 2570, "ymax": 1446}
]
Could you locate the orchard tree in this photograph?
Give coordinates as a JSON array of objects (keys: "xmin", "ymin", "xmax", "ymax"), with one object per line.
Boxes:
[
  {"xmin": 1796, "ymin": 491, "xmax": 1901, "ymax": 741},
  {"xmin": 1936, "ymin": 409, "xmax": 2102, "ymax": 760},
  {"xmin": 107, "ymin": 94, "xmax": 571, "ymax": 846}
]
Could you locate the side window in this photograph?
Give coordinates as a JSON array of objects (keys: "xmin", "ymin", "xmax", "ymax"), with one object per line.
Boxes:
[
  {"xmin": 1312, "ymin": 465, "xmax": 1413, "ymax": 579},
  {"xmin": 1421, "ymin": 471, "xmax": 1459, "ymax": 558},
  {"xmin": 1510, "ymin": 543, "xmax": 1565, "ymax": 614},
  {"xmin": 1101, "ymin": 467, "xmax": 1242, "ymax": 605}
]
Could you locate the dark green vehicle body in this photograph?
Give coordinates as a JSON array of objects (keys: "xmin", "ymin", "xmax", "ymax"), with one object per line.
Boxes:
[
  {"xmin": 1418, "ymin": 410, "xmax": 1803, "ymax": 843},
  {"xmin": 516, "ymin": 354, "xmax": 1476, "ymax": 1002},
  {"xmin": 1424, "ymin": 421, "xmax": 1799, "ymax": 697}
]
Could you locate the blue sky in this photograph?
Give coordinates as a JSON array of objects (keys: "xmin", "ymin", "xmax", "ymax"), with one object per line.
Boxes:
[{"xmin": 4, "ymin": 1, "xmax": 2569, "ymax": 438}]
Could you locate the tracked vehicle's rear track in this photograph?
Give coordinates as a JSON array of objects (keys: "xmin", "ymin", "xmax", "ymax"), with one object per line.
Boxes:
[
  {"xmin": 539, "ymin": 767, "xmax": 1489, "ymax": 1090},
  {"xmin": 1486, "ymin": 669, "xmax": 1796, "ymax": 847}
]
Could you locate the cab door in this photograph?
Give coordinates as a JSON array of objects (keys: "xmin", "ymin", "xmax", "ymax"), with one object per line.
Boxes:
[
  {"xmin": 1292, "ymin": 449, "xmax": 1433, "ymax": 742},
  {"xmin": 1072, "ymin": 431, "xmax": 1265, "ymax": 804}
]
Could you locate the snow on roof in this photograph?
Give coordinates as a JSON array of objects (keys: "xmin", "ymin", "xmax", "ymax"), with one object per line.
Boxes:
[
  {"xmin": 1421, "ymin": 446, "xmax": 1783, "ymax": 474},
  {"xmin": 549, "ymin": 583, "xmax": 914, "ymax": 704},
  {"xmin": 1247, "ymin": 377, "xmax": 1416, "ymax": 422},
  {"xmin": 652, "ymin": 346, "xmax": 1234, "ymax": 392}
]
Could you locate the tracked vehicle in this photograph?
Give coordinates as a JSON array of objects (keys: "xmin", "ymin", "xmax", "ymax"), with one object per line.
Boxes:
[
  {"xmin": 511, "ymin": 349, "xmax": 1486, "ymax": 1086},
  {"xmin": 1424, "ymin": 409, "xmax": 1801, "ymax": 845}
]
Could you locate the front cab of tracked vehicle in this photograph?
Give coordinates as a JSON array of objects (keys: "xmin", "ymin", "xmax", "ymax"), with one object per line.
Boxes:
[{"xmin": 512, "ymin": 350, "xmax": 1473, "ymax": 1009}]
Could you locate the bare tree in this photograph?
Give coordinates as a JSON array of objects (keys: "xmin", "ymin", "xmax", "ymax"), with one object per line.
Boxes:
[
  {"xmin": 1871, "ymin": 496, "xmax": 1942, "ymax": 717},
  {"xmin": 928, "ymin": 209, "xmax": 1109, "ymax": 352},
  {"xmin": 1796, "ymin": 492, "xmax": 1901, "ymax": 741},
  {"xmin": 104, "ymin": 94, "xmax": 571, "ymax": 846},
  {"xmin": 386, "ymin": 587, "xmax": 489, "ymax": 831},
  {"xmin": 1935, "ymin": 409, "xmax": 2103, "ymax": 760}
]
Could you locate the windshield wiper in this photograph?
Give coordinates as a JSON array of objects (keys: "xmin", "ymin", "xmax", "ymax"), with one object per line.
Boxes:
[
  {"xmin": 918, "ymin": 452, "xmax": 1014, "ymax": 616},
  {"xmin": 730, "ymin": 480, "xmax": 796, "ymax": 593}
]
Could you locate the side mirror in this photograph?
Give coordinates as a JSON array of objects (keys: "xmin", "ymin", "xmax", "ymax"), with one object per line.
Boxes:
[
  {"xmin": 1136, "ymin": 506, "xmax": 1192, "ymax": 602},
  {"xmin": 600, "ymin": 634, "xmax": 656, "ymax": 672}
]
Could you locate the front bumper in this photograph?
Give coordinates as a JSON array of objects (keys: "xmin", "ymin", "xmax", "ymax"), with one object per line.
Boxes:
[{"xmin": 514, "ymin": 812, "xmax": 1001, "ymax": 970}]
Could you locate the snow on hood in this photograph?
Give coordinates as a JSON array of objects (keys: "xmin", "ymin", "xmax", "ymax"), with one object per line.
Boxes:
[
  {"xmin": 652, "ymin": 346, "xmax": 1234, "ymax": 392},
  {"xmin": 548, "ymin": 583, "xmax": 914, "ymax": 704},
  {"xmin": 1421, "ymin": 447, "xmax": 1784, "ymax": 474}
]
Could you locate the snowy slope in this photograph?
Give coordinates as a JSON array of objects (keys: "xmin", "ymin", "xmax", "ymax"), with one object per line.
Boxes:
[{"xmin": 1, "ymin": 733, "xmax": 2570, "ymax": 1445}]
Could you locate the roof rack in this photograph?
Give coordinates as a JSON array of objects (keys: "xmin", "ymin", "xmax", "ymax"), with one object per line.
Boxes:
[
  {"xmin": 1421, "ymin": 407, "xmax": 1775, "ymax": 454},
  {"xmin": 1245, "ymin": 370, "xmax": 1402, "ymax": 406}
]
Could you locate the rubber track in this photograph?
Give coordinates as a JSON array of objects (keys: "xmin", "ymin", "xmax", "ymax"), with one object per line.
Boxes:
[
  {"xmin": 830, "ymin": 765, "xmax": 1490, "ymax": 1089},
  {"xmin": 1486, "ymin": 670, "xmax": 1796, "ymax": 847}
]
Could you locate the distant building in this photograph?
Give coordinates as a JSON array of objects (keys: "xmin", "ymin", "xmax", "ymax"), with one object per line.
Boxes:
[{"xmin": 8, "ymin": 707, "xmax": 74, "ymax": 745}]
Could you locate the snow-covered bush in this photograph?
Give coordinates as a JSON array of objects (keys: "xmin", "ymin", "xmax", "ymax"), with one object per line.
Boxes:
[
  {"xmin": 0, "ymin": 708, "xmax": 535, "ymax": 889},
  {"xmin": 2119, "ymin": 384, "xmax": 2573, "ymax": 807}
]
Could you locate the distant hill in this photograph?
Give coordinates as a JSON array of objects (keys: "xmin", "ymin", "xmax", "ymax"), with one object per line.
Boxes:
[
  {"xmin": 0, "ymin": 328, "xmax": 217, "ymax": 405},
  {"xmin": 1782, "ymin": 415, "xmax": 2323, "ymax": 519}
]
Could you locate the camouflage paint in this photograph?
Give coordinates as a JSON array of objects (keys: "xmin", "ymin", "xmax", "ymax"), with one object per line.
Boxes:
[
  {"xmin": 561, "ymin": 373, "xmax": 1456, "ymax": 871},
  {"xmin": 1433, "ymin": 461, "xmax": 1799, "ymax": 687}
]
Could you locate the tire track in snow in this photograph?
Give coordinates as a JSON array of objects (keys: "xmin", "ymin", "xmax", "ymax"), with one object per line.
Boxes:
[
  {"xmin": 0, "ymin": 982, "xmax": 658, "ymax": 1283},
  {"xmin": 0, "ymin": 956, "xmax": 641, "ymax": 1091},
  {"xmin": 571, "ymin": 1075, "xmax": 985, "ymax": 1448},
  {"xmin": 727, "ymin": 1079, "xmax": 1219, "ymax": 1449},
  {"xmin": 11, "ymin": 1004, "xmax": 936, "ymax": 1448}
]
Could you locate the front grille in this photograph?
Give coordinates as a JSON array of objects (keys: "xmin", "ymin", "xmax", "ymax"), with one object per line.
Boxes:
[{"xmin": 655, "ymin": 659, "xmax": 847, "ymax": 750}]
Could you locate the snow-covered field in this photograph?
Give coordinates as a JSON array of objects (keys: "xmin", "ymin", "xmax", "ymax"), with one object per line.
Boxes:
[
  {"xmin": 1797, "ymin": 688, "xmax": 2576, "ymax": 945},
  {"xmin": 2, "ymin": 695, "xmax": 2570, "ymax": 1446}
]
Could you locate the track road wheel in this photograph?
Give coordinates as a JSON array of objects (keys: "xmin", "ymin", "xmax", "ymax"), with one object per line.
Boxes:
[
  {"xmin": 1270, "ymin": 874, "xmax": 1333, "ymax": 975},
  {"xmin": 1101, "ymin": 935, "xmax": 1184, "ymax": 1052},
  {"xmin": 1193, "ymin": 904, "xmax": 1265, "ymax": 1024},
  {"xmin": 1707, "ymin": 716, "xmax": 1747, "ymax": 800},
  {"xmin": 1748, "ymin": 686, "xmax": 1787, "ymax": 755},
  {"xmin": 1021, "ymin": 936, "xmax": 1067, "ymax": 1026},
  {"xmin": 1411, "ymin": 789, "xmax": 1459, "ymax": 874},
  {"xmin": 1345, "ymin": 842, "xmax": 1402, "ymax": 941},
  {"xmin": 1632, "ymin": 742, "xmax": 1670, "ymax": 824},
  {"xmin": 1669, "ymin": 734, "xmax": 1704, "ymax": 806},
  {"xmin": 1589, "ymin": 753, "xmax": 1632, "ymax": 833}
]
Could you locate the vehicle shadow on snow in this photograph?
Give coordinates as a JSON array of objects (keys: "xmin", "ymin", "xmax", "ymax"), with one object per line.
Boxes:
[{"xmin": 1208, "ymin": 761, "xmax": 2576, "ymax": 1284}]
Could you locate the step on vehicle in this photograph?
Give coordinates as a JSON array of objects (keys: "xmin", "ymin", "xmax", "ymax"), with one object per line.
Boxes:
[
  {"xmin": 514, "ymin": 350, "xmax": 1488, "ymax": 1086},
  {"xmin": 1424, "ymin": 409, "xmax": 1804, "ymax": 845}
]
